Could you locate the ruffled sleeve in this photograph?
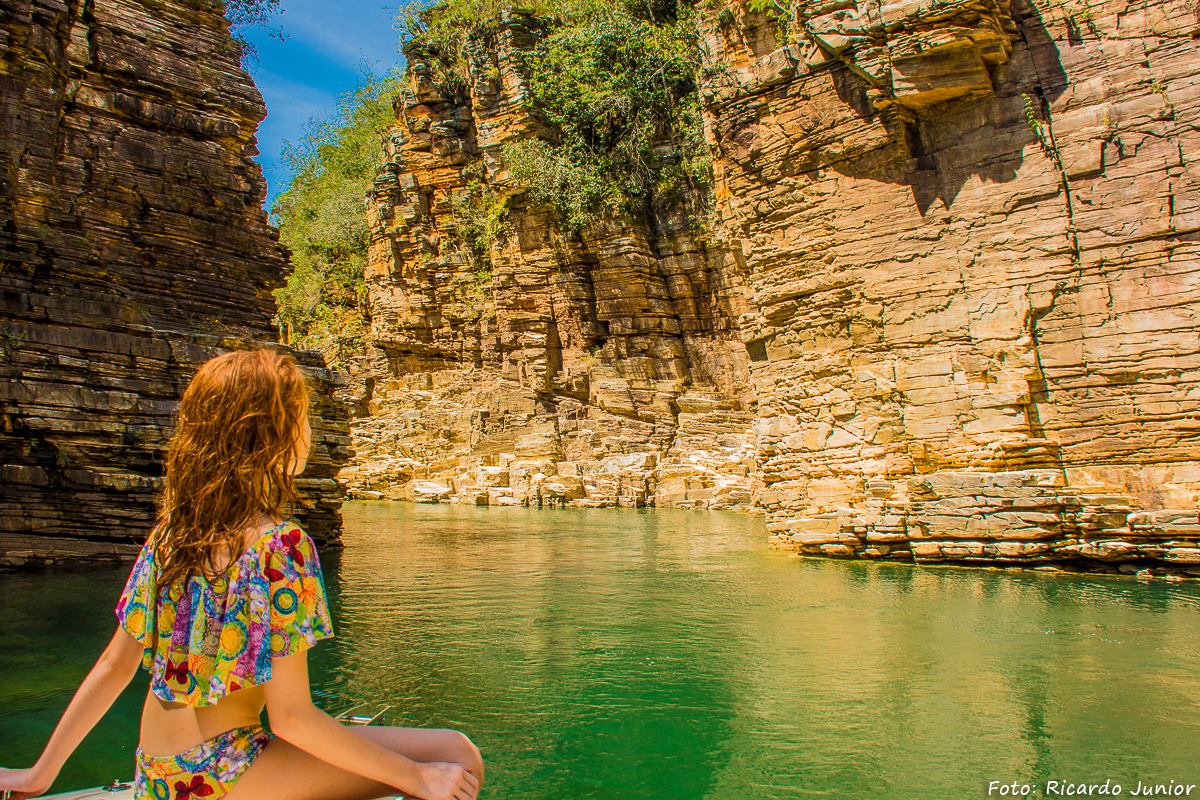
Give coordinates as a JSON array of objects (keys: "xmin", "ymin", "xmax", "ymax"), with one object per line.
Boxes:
[
  {"xmin": 112, "ymin": 522, "xmax": 335, "ymax": 705},
  {"xmin": 263, "ymin": 524, "xmax": 334, "ymax": 658},
  {"xmin": 114, "ymin": 537, "xmax": 158, "ymax": 669}
]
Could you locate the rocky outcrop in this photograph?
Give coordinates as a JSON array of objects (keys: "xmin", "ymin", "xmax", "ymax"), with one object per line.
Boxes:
[
  {"xmin": 354, "ymin": 0, "xmax": 1200, "ymax": 575},
  {"xmin": 349, "ymin": 11, "xmax": 759, "ymax": 512},
  {"xmin": 704, "ymin": 0, "xmax": 1200, "ymax": 573},
  {"xmin": 0, "ymin": 0, "xmax": 350, "ymax": 566}
]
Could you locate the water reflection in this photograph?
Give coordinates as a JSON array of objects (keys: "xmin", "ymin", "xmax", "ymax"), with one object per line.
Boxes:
[
  {"xmin": 1, "ymin": 502, "xmax": 1198, "ymax": 799},
  {"xmin": 324, "ymin": 505, "xmax": 742, "ymax": 799},
  {"xmin": 323, "ymin": 503, "xmax": 1200, "ymax": 799}
]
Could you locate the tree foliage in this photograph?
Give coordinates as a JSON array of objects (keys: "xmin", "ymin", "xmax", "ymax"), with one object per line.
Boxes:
[
  {"xmin": 224, "ymin": 0, "xmax": 282, "ymax": 29},
  {"xmin": 222, "ymin": 0, "xmax": 284, "ymax": 67},
  {"xmin": 511, "ymin": 2, "xmax": 708, "ymax": 228},
  {"xmin": 272, "ymin": 73, "xmax": 405, "ymax": 366},
  {"xmin": 744, "ymin": 0, "xmax": 797, "ymax": 39},
  {"xmin": 450, "ymin": 164, "xmax": 511, "ymax": 274},
  {"xmin": 395, "ymin": 0, "xmax": 545, "ymax": 101},
  {"xmin": 399, "ymin": 0, "xmax": 712, "ymax": 231}
]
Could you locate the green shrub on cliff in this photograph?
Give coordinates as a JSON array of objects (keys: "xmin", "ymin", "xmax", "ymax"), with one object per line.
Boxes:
[
  {"xmin": 397, "ymin": 0, "xmax": 557, "ymax": 101},
  {"xmin": 450, "ymin": 166, "xmax": 510, "ymax": 274},
  {"xmin": 504, "ymin": 139, "xmax": 616, "ymax": 231},
  {"xmin": 507, "ymin": 2, "xmax": 707, "ymax": 228},
  {"xmin": 272, "ymin": 72, "xmax": 404, "ymax": 366},
  {"xmin": 398, "ymin": 0, "xmax": 712, "ymax": 231},
  {"xmin": 745, "ymin": 0, "xmax": 798, "ymax": 39}
]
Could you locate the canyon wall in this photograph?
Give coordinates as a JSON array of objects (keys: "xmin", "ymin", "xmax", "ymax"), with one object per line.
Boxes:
[
  {"xmin": 353, "ymin": 0, "xmax": 1200, "ymax": 574},
  {"xmin": 705, "ymin": 0, "xmax": 1200, "ymax": 571},
  {"xmin": 348, "ymin": 11, "xmax": 760, "ymax": 512},
  {"xmin": 0, "ymin": 0, "xmax": 350, "ymax": 566}
]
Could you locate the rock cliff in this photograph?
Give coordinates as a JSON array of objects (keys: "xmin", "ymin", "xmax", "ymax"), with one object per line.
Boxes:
[
  {"xmin": 351, "ymin": 0, "xmax": 1200, "ymax": 574},
  {"xmin": 347, "ymin": 10, "xmax": 759, "ymax": 513},
  {"xmin": 0, "ymin": 0, "xmax": 350, "ymax": 566},
  {"xmin": 704, "ymin": 0, "xmax": 1200, "ymax": 572}
]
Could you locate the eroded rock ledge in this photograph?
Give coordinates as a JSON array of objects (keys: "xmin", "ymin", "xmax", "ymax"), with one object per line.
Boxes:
[
  {"xmin": 353, "ymin": 0, "xmax": 1200, "ymax": 575},
  {"xmin": 0, "ymin": 0, "xmax": 350, "ymax": 566},
  {"xmin": 710, "ymin": 0, "xmax": 1200, "ymax": 574}
]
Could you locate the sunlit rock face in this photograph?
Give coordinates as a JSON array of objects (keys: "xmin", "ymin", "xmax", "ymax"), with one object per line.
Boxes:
[
  {"xmin": 352, "ymin": 11, "xmax": 760, "ymax": 513},
  {"xmin": 0, "ymin": 0, "xmax": 350, "ymax": 565},
  {"xmin": 359, "ymin": 0, "xmax": 1200, "ymax": 573},
  {"xmin": 704, "ymin": 0, "xmax": 1200, "ymax": 571}
]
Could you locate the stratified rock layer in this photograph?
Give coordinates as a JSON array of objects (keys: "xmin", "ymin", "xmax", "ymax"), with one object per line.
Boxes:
[
  {"xmin": 0, "ymin": 0, "xmax": 350, "ymax": 566},
  {"xmin": 356, "ymin": 0, "xmax": 1200, "ymax": 574},
  {"xmin": 704, "ymin": 0, "xmax": 1200, "ymax": 572},
  {"xmin": 350, "ymin": 11, "xmax": 759, "ymax": 513}
]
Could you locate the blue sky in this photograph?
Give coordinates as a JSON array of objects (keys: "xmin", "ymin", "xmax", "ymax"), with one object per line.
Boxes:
[{"xmin": 239, "ymin": 0, "xmax": 408, "ymax": 210}]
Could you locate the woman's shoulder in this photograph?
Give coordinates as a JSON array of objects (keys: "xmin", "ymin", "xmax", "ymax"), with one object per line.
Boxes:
[
  {"xmin": 251, "ymin": 519, "xmax": 322, "ymax": 575},
  {"xmin": 247, "ymin": 518, "xmax": 305, "ymax": 552}
]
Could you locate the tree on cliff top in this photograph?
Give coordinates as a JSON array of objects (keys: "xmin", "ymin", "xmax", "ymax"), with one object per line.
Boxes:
[
  {"xmin": 221, "ymin": 0, "xmax": 284, "ymax": 67},
  {"xmin": 225, "ymin": 0, "xmax": 281, "ymax": 29},
  {"xmin": 508, "ymin": 2, "xmax": 709, "ymax": 230},
  {"xmin": 272, "ymin": 72, "xmax": 404, "ymax": 367}
]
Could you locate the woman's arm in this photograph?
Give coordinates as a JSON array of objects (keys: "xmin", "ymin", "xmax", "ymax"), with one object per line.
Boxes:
[
  {"xmin": 263, "ymin": 649, "xmax": 479, "ymax": 800},
  {"xmin": 0, "ymin": 625, "xmax": 144, "ymax": 798}
]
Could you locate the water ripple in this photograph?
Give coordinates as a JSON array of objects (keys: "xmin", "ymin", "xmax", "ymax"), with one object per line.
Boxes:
[{"xmin": 3, "ymin": 503, "xmax": 1200, "ymax": 799}]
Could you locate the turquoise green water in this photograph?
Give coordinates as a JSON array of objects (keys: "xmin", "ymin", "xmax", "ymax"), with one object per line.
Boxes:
[{"xmin": 3, "ymin": 502, "xmax": 1200, "ymax": 799}]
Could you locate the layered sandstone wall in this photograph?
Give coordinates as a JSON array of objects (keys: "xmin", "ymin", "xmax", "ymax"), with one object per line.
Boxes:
[
  {"xmin": 347, "ymin": 11, "xmax": 760, "ymax": 512},
  {"xmin": 0, "ymin": 0, "xmax": 350, "ymax": 566},
  {"xmin": 704, "ymin": 0, "xmax": 1200, "ymax": 572},
  {"xmin": 354, "ymin": 0, "xmax": 1200, "ymax": 574}
]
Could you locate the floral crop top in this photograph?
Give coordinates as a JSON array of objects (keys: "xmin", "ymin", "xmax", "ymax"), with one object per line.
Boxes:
[{"xmin": 114, "ymin": 520, "xmax": 335, "ymax": 707}]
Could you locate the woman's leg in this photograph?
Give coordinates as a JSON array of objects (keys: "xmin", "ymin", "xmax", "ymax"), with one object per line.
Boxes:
[{"xmin": 225, "ymin": 725, "xmax": 485, "ymax": 800}]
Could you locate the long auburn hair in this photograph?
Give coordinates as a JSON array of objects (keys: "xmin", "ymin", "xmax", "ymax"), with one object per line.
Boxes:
[{"xmin": 151, "ymin": 348, "xmax": 312, "ymax": 590}]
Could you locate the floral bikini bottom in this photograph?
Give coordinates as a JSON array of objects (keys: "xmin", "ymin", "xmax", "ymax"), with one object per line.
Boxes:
[{"xmin": 133, "ymin": 724, "xmax": 273, "ymax": 800}]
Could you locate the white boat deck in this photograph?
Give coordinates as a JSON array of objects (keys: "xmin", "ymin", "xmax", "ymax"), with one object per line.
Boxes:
[
  {"xmin": 41, "ymin": 787, "xmax": 404, "ymax": 799},
  {"xmin": 42, "ymin": 785, "xmax": 133, "ymax": 799}
]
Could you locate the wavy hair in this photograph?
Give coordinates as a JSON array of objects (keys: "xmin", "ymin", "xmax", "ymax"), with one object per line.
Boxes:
[{"xmin": 151, "ymin": 348, "xmax": 312, "ymax": 590}]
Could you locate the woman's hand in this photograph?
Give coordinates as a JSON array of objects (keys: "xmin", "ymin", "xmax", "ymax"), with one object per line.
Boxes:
[
  {"xmin": 0, "ymin": 765, "xmax": 56, "ymax": 799},
  {"xmin": 412, "ymin": 761, "xmax": 480, "ymax": 800}
]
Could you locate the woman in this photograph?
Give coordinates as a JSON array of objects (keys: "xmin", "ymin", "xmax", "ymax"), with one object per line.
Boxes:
[{"xmin": 0, "ymin": 348, "xmax": 484, "ymax": 800}]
